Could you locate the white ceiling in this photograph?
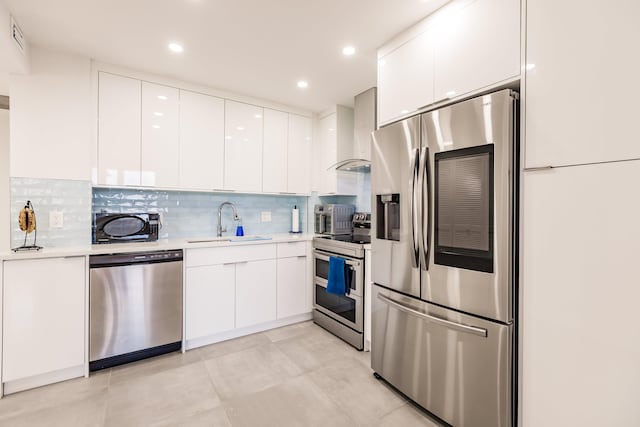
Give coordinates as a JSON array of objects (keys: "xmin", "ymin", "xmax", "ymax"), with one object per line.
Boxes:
[{"xmin": 4, "ymin": 0, "xmax": 449, "ymax": 112}]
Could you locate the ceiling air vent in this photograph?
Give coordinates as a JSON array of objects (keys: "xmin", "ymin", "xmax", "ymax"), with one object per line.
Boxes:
[{"xmin": 11, "ymin": 16, "xmax": 26, "ymax": 54}]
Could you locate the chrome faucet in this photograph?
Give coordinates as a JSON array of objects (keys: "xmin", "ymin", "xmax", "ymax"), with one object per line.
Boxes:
[{"xmin": 217, "ymin": 202, "xmax": 240, "ymax": 237}]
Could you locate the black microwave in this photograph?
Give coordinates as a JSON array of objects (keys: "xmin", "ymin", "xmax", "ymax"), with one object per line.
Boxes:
[{"xmin": 93, "ymin": 213, "xmax": 160, "ymax": 244}]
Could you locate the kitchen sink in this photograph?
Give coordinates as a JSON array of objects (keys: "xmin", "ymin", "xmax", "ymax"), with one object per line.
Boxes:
[
  {"xmin": 186, "ymin": 238, "xmax": 232, "ymax": 244},
  {"xmin": 229, "ymin": 236, "xmax": 272, "ymax": 242}
]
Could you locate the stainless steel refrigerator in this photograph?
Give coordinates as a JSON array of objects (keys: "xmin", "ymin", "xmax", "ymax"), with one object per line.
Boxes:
[{"xmin": 371, "ymin": 89, "xmax": 518, "ymax": 427}]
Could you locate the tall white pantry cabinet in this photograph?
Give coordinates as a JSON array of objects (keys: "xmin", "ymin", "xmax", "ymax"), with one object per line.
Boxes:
[{"xmin": 522, "ymin": 1, "xmax": 640, "ymax": 426}]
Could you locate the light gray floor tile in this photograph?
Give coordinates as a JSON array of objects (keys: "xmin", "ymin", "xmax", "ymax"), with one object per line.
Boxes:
[
  {"xmin": 204, "ymin": 343, "xmax": 302, "ymax": 400},
  {"xmin": 151, "ymin": 406, "xmax": 232, "ymax": 427},
  {"xmin": 105, "ymin": 361, "xmax": 221, "ymax": 427},
  {"xmin": 1, "ymin": 323, "xmax": 425, "ymax": 427},
  {"xmin": 197, "ymin": 332, "xmax": 272, "ymax": 361},
  {"xmin": 223, "ymin": 375, "xmax": 355, "ymax": 427},
  {"xmin": 274, "ymin": 324, "xmax": 359, "ymax": 373},
  {"xmin": 0, "ymin": 392, "xmax": 108, "ymax": 427},
  {"xmin": 0, "ymin": 369, "xmax": 110, "ymax": 421},
  {"xmin": 263, "ymin": 320, "xmax": 315, "ymax": 343},
  {"xmin": 308, "ymin": 355, "xmax": 406, "ymax": 425},
  {"xmin": 109, "ymin": 349, "xmax": 202, "ymax": 386},
  {"xmin": 374, "ymin": 403, "xmax": 444, "ymax": 427}
]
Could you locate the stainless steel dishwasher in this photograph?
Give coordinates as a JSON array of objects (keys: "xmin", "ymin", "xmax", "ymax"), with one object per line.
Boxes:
[{"xmin": 89, "ymin": 249, "xmax": 183, "ymax": 371}]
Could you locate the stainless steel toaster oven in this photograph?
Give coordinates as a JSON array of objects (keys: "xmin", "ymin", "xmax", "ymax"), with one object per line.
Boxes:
[{"xmin": 314, "ymin": 204, "xmax": 355, "ymax": 235}]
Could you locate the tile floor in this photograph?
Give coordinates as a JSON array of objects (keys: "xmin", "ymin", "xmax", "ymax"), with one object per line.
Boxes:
[{"xmin": 0, "ymin": 321, "xmax": 442, "ymax": 426}]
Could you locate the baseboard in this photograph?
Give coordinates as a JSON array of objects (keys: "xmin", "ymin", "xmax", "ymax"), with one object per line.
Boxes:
[
  {"xmin": 185, "ymin": 312, "xmax": 312, "ymax": 350},
  {"xmin": 3, "ymin": 365, "xmax": 85, "ymax": 395}
]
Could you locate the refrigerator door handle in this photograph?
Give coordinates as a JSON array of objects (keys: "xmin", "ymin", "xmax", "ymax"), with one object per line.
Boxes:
[
  {"xmin": 377, "ymin": 293, "xmax": 488, "ymax": 337},
  {"xmin": 419, "ymin": 147, "xmax": 430, "ymax": 270},
  {"xmin": 411, "ymin": 148, "xmax": 420, "ymax": 269}
]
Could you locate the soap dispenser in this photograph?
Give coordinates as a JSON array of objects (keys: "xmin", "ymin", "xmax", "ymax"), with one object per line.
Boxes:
[{"xmin": 235, "ymin": 218, "xmax": 244, "ymax": 236}]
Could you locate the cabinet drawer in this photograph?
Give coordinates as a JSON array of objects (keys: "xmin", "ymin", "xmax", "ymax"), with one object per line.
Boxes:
[
  {"xmin": 186, "ymin": 244, "xmax": 276, "ymax": 267},
  {"xmin": 277, "ymin": 241, "xmax": 306, "ymax": 258}
]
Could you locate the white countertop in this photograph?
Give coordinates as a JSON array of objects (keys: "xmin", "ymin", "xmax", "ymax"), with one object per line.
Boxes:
[{"xmin": 0, "ymin": 233, "xmax": 314, "ymax": 261}]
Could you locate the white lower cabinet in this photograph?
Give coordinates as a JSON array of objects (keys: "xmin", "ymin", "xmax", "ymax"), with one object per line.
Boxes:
[
  {"xmin": 236, "ymin": 259, "xmax": 277, "ymax": 328},
  {"xmin": 276, "ymin": 256, "xmax": 307, "ymax": 319},
  {"xmin": 2, "ymin": 257, "xmax": 85, "ymax": 383},
  {"xmin": 185, "ymin": 264, "xmax": 236, "ymax": 340},
  {"xmin": 184, "ymin": 242, "xmax": 311, "ymax": 348}
]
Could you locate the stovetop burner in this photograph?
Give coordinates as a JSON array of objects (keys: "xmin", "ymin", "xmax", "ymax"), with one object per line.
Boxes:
[{"xmin": 318, "ymin": 234, "xmax": 371, "ymax": 245}]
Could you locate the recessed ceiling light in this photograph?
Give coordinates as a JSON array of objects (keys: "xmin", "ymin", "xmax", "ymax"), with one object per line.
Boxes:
[
  {"xmin": 168, "ymin": 43, "xmax": 183, "ymax": 53},
  {"xmin": 152, "ymin": 125, "xmax": 160, "ymax": 129},
  {"xmin": 297, "ymin": 80, "xmax": 309, "ymax": 89},
  {"xmin": 236, "ymin": 126, "xmax": 245, "ymax": 131},
  {"xmin": 154, "ymin": 112, "xmax": 163, "ymax": 117},
  {"xmin": 342, "ymin": 46, "xmax": 356, "ymax": 56},
  {"xmin": 304, "ymin": 137, "xmax": 311, "ymax": 141},
  {"xmin": 243, "ymin": 138, "xmax": 249, "ymax": 142},
  {"xmin": 254, "ymin": 114, "xmax": 262, "ymax": 119},
  {"xmin": 157, "ymin": 95, "xmax": 168, "ymax": 100},
  {"xmin": 328, "ymin": 128, "xmax": 335, "ymax": 132}
]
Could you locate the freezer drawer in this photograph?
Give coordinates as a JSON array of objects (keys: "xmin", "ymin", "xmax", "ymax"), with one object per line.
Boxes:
[{"xmin": 371, "ymin": 285, "xmax": 512, "ymax": 427}]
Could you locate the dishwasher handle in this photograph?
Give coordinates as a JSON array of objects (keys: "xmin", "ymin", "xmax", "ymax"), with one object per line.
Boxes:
[{"xmin": 90, "ymin": 249, "xmax": 183, "ymax": 268}]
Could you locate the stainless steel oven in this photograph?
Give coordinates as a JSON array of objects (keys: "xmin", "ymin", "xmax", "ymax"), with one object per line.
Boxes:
[
  {"xmin": 312, "ymin": 212, "xmax": 370, "ymax": 350},
  {"xmin": 314, "ymin": 249, "xmax": 364, "ymax": 329}
]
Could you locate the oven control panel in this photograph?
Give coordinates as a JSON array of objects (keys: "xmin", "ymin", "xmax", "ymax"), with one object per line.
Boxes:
[{"xmin": 353, "ymin": 212, "xmax": 371, "ymax": 230}]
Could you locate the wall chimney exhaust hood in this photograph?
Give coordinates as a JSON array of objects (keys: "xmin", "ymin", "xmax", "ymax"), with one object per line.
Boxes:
[
  {"xmin": 328, "ymin": 87, "xmax": 376, "ymax": 173},
  {"xmin": 328, "ymin": 158, "xmax": 371, "ymax": 172}
]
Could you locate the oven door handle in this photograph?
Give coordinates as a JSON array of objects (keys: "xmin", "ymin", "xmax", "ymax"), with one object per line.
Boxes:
[
  {"xmin": 377, "ymin": 293, "xmax": 487, "ymax": 337},
  {"xmin": 313, "ymin": 251, "xmax": 361, "ymax": 268}
]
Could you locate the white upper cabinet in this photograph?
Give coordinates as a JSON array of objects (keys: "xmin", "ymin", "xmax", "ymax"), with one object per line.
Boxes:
[
  {"xmin": 316, "ymin": 113, "xmax": 338, "ymax": 194},
  {"xmin": 96, "ymin": 70, "xmax": 312, "ymax": 193},
  {"xmin": 141, "ymin": 82, "xmax": 180, "ymax": 187},
  {"xmin": 377, "ymin": 0, "xmax": 520, "ymax": 126},
  {"xmin": 179, "ymin": 90, "xmax": 225, "ymax": 190},
  {"xmin": 433, "ymin": 0, "xmax": 520, "ymax": 102},
  {"xmin": 98, "ymin": 72, "xmax": 141, "ymax": 186},
  {"xmin": 314, "ymin": 106, "xmax": 357, "ymax": 195},
  {"xmin": 287, "ymin": 114, "xmax": 312, "ymax": 194},
  {"xmin": 526, "ymin": 0, "xmax": 640, "ymax": 168},
  {"xmin": 224, "ymin": 100, "xmax": 264, "ymax": 192},
  {"xmin": 262, "ymin": 109, "xmax": 288, "ymax": 193},
  {"xmin": 353, "ymin": 88, "xmax": 377, "ymax": 161},
  {"xmin": 378, "ymin": 29, "xmax": 435, "ymax": 125}
]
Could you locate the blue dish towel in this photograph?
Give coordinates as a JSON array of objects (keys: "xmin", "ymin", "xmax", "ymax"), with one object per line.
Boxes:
[{"xmin": 327, "ymin": 256, "xmax": 350, "ymax": 295}]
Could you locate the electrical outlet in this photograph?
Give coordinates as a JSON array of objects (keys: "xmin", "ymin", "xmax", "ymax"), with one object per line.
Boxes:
[
  {"xmin": 261, "ymin": 211, "xmax": 272, "ymax": 222},
  {"xmin": 49, "ymin": 211, "xmax": 64, "ymax": 228}
]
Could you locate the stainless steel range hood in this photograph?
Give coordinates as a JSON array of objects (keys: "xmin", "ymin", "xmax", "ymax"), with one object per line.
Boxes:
[
  {"xmin": 330, "ymin": 87, "xmax": 376, "ymax": 173},
  {"xmin": 329, "ymin": 158, "xmax": 371, "ymax": 172}
]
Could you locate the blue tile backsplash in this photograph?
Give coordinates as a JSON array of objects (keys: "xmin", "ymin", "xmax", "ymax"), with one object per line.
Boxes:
[
  {"xmin": 92, "ymin": 188, "xmax": 309, "ymax": 239},
  {"xmin": 9, "ymin": 173, "xmax": 371, "ymax": 249},
  {"xmin": 10, "ymin": 177, "xmax": 92, "ymax": 248}
]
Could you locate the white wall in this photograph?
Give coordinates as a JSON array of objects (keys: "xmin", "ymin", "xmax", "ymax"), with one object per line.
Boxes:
[
  {"xmin": 10, "ymin": 47, "xmax": 91, "ymax": 180},
  {"xmin": 0, "ymin": 108, "xmax": 9, "ymax": 251}
]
